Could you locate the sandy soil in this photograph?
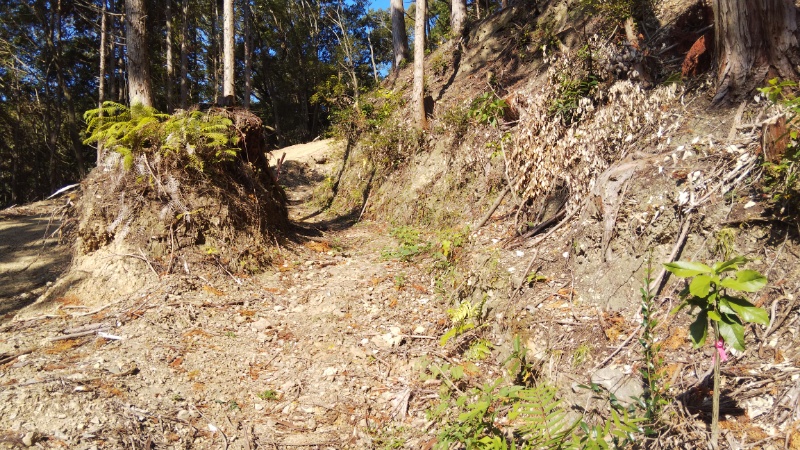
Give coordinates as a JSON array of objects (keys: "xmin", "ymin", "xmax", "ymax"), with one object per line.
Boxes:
[{"xmin": 0, "ymin": 199, "xmax": 71, "ymax": 321}]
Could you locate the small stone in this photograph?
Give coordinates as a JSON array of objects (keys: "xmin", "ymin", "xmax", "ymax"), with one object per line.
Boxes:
[
  {"xmin": 252, "ymin": 318, "xmax": 270, "ymax": 331},
  {"xmin": 177, "ymin": 410, "xmax": 192, "ymax": 421},
  {"xmin": 22, "ymin": 432, "xmax": 34, "ymax": 447},
  {"xmin": 254, "ymin": 404, "xmax": 264, "ymax": 411}
]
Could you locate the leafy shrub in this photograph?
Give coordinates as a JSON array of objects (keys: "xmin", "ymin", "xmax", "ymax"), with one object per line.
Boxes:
[
  {"xmin": 469, "ymin": 92, "xmax": 509, "ymax": 128},
  {"xmin": 758, "ymin": 78, "xmax": 800, "ymax": 216}
]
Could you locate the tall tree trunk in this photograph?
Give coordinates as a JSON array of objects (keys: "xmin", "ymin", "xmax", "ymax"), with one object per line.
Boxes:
[
  {"xmin": 165, "ymin": 0, "xmax": 174, "ymax": 112},
  {"xmin": 99, "ymin": 0, "xmax": 108, "ymax": 110},
  {"xmin": 713, "ymin": 0, "xmax": 799, "ymax": 103},
  {"xmin": 501, "ymin": 0, "xmax": 508, "ymax": 9},
  {"xmin": 391, "ymin": 0, "xmax": 409, "ymax": 71},
  {"xmin": 222, "ymin": 0, "xmax": 234, "ymax": 105},
  {"xmin": 243, "ymin": 1, "xmax": 252, "ymax": 109},
  {"xmin": 125, "ymin": 0, "xmax": 154, "ymax": 107},
  {"xmin": 210, "ymin": 0, "xmax": 219, "ymax": 104},
  {"xmin": 98, "ymin": 0, "xmax": 108, "ymax": 161},
  {"xmin": 180, "ymin": 0, "xmax": 189, "ymax": 108},
  {"xmin": 475, "ymin": 0, "xmax": 481, "ymax": 20},
  {"xmin": 413, "ymin": 0, "xmax": 426, "ymax": 130},
  {"xmin": 53, "ymin": 0, "xmax": 86, "ymax": 176},
  {"xmin": 451, "ymin": 0, "xmax": 467, "ymax": 38}
]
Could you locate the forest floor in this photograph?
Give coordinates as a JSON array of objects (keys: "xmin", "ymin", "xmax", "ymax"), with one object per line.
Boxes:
[
  {"xmin": 0, "ymin": 141, "xmax": 453, "ymax": 449},
  {"xmin": 2, "ymin": 131, "xmax": 800, "ymax": 450}
]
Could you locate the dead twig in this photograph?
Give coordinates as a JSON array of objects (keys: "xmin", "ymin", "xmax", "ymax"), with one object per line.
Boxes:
[
  {"xmin": 475, "ymin": 186, "xmax": 510, "ymax": 229},
  {"xmin": 592, "ymin": 325, "xmax": 642, "ymax": 371}
]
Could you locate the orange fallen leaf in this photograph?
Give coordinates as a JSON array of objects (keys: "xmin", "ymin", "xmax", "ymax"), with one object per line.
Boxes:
[
  {"xmin": 305, "ymin": 241, "xmax": 331, "ymax": 252},
  {"xmin": 202, "ymin": 285, "xmax": 225, "ymax": 296}
]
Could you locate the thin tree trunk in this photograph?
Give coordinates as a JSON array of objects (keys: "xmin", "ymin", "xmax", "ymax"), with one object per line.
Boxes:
[
  {"xmin": 367, "ymin": 33, "xmax": 378, "ymax": 82},
  {"xmin": 413, "ymin": 0, "xmax": 426, "ymax": 130},
  {"xmin": 243, "ymin": 2, "xmax": 252, "ymax": 109},
  {"xmin": 99, "ymin": 0, "xmax": 107, "ymax": 110},
  {"xmin": 712, "ymin": 0, "xmax": 799, "ymax": 103},
  {"xmin": 98, "ymin": 0, "xmax": 108, "ymax": 161},
  {"xmin": 180, "ymin": 0, "xmax": 189, "ymax": 108},
  {"xmin": 165, "ymin": 0, "xmax": 174, "ymax": 112},
  {"xmin": 210, "ymin": 0, "xmax": 219, "ymax": 104},
  {"xmin": 475, "ymin": 0, "xmax": 481, "ymax": 20},
  {"xmin": 391, "ymin": 0, "xmax": 409, "ymax": 71},
  {"xmin": 451, "ymin": 0, "xmax": 467, "ymax": 38},
  {"xmin": 53, "ymin": 0, "xmax": 86, "ymax": 176},
  {"xmin": 501, "ymin": 0, "xmax": 508, "ymax": 9},
  {"xmin": 125, "ymin": 0, "xmax": 154, "ymax": 106},
  {"xmin": 222, "ymin": 0, "xmax": 234, "ymax": 105}
]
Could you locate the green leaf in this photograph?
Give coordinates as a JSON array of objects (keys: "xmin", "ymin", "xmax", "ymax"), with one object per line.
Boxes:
[
  {"xmin": 713, "ymin": 256, "xmax": 747, "ymax": 274},
  {"xmin": 689, "ymin": 311, "xmax": 708, "ymax": 348},
  {"xmin": 718, "ymin": 315, "xmax": 746, "ymax": 351},
  {"xmin": 664, "ymin": 261, "xmax": 713, "ymax": 278},
  {"xmin": 721, "ymin": 296, "xmax": 770, "ymax": 325},
  {"xmin": 458, "ymin": 401, "xmax": 490, "ymax": 422},
  {"xmin": 707, "ymin": 310, "xmax": 721, "ymax": 321},
  {"xmin": 689, "ymin": 275, "xmax": 714, "ymax": 298},
  {"xmin": 719, "ymin": 270, "xmax": 767, "ymax": 292}
]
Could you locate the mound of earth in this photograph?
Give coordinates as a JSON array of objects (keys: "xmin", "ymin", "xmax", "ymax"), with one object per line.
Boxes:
[{"xmin": 34, "ymin": 108, "xmax": 289, "ymax": 311}]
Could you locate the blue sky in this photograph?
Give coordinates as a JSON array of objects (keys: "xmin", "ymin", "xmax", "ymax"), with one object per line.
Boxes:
[{"xmin": 369, "ymin": 0, "xmax": 392, "ymax": 11}]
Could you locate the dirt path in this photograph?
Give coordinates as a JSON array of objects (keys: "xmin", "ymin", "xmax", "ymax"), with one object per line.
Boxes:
[
  {"xmin": 0, "ymin": 143, "xmax": 443, "ymax": 449},
  {"xmin": 0, "ymin": 200, "xmax": 71, "ymax": 320}
]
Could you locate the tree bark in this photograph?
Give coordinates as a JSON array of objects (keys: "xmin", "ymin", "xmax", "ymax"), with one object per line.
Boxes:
[
  {"xmin": 180, "ymin": 0, "xmax": 189, "ymax": 108},
  {"xmin": 99, "ymin": 0, "xmax": 108, "ymax": 110},
  {"xmin": 367, "ymin": 32, "xmax": 379, "ymax": 82},
  {"xmin": 243, "ymin": 1, "xmax": 252, "ymax": 109},
  {"xmin": 413, "ymin": 0, "xmax": 426, "ymax": 130},
  {"xmin": 713, "ymin": 0, "xmax": 799, "ymax": 103},
  {"xmin": 165, "ymin": 0, "xmax": 174, "ymax": 112},
  {"xmin": 222, "ymin": 0, "xmax": 235, "ymax": 106},
  {"xmin": 125, "ymin": 0, "xmax": 154, "ymax": 107},
  {"xmin": 451, "ymin": 0, "xmax": 467, "ymax": 38},
  {"xmin": 391, "ymin": 0, "xmax": 409, "ymax": 71}
]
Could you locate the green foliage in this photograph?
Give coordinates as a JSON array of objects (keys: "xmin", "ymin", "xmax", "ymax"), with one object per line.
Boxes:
[
  {"xmin": 637, "ymin": 258, "xmax": 668, "ymax": 432},
  {"xmin": 469, "ymin": 92, "xmax": 509, "ymax": 128},
  {"xmin": 434, "ymin": 381, "xmax": 574, "ymax": 450},
  {"xmin": 578, "ymin": 0, "xmax": 643, "ymax": 24},
  {"xmin": 381, "ymin": 225, "xmax": 431, "ymax": 261},
  {"xmin": 665, "ymin": 257, "xmax": 769, "ymax": 352},
  {"xmin": 440, "ymin": 296, "xmax": 486, "ymax": 347},
  {"xmin": 550, "ymin": 72, "xmax": 599, "ymax": 126},
  {"xmin": 712, "ymin": 228, "xmax": 736, "ymax": 260},
  {"xmin": 257, "ymin": 389, "xmax": 278, "ymax": 401},
  {"xmin": 757, "ymin": 78, "xmax": 800, "ymax": 216},
  {"xmin": 83, "ymin": 102, "xmax": 240, "ymax": 172}
]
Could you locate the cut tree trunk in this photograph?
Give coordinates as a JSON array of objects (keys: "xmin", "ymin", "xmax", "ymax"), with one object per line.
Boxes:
[
  {"xmin": 125, "ymin": 0, "xmax": 154, "ymax": 107},
  {"xmin": 413, "ymin": 0, "xmax": 426, "ymax": 130},
  {"xmin": 391, "ymin": 0, "xmax": 409, "ymax": 71},
  {"xmin": 713, "ymin": 0, "xmax": 799, "ymax": 103}
]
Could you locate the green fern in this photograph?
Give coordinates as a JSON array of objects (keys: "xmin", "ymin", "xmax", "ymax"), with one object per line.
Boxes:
[{"xmin": 84, "ymin": 102, "xmax": 240, "ymax": 172}]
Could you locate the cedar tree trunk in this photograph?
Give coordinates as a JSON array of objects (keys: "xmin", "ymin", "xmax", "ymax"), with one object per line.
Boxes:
[
  {"xmin": 125, "ymin": 0, "xmax": 154, "ymax": 107},
  {"xmin": 413, "ymin": 0, "xmax": 426, "ymax": 130},
  {"xmin": 391, "ymin": 0, "xmax": 410, "ymax": 71},
  {"xmin": 713, "ymin": 0, "xmax": 799, "ymax": 103}
]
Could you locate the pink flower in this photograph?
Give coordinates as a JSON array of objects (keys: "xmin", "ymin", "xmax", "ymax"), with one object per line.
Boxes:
[{"xmin": 715, "ymin": 338, "xmax": 728, "ymax": 363}]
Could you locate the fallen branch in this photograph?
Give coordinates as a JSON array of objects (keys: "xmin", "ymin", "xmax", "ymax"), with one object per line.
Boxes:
[
  {"xmin": 592, "ymin": 325, "xmax": 642, "ymax": 371},
  {"xmin": 649, "ymin": 215, "xmax": 693, "ymax": 298},
  {"xmin": 50, "ymin": 328, "xmax": 109, "ymax": 342},
  {"xmin": 475, "ymin": 186, "xmax": 510, "ymax": 229}
]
